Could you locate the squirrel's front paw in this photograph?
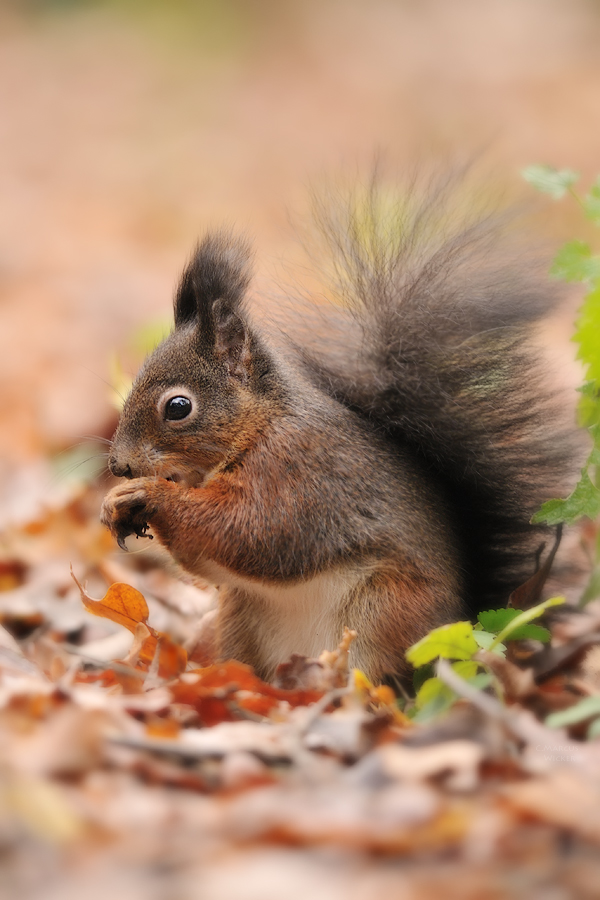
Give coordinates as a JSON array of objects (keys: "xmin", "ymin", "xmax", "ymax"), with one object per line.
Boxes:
[{"xmin": 101, "ymin": 479, "xmax": 162, "ymax": 551}]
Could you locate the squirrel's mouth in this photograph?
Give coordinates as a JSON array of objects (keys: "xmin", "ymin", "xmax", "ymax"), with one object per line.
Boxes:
[
  {"xmin": 163, "ymin": 470, "xmax": 206, "ymax": 488},
  {"xmin": 155, "ymin": 452, "xmax": 210, "ymax": 488}
]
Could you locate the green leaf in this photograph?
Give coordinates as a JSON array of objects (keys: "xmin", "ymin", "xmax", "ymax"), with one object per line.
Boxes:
[
  {"xmin": 452, "ymin": 660, "xmax": 479, "ymax": 680},
  {"xmin": 414, "ymin": 676, "xmax": 453, "ymax": 710},
  {"xmin": 532, "ymin": 470, "xmax": 600, "ymax": 526},
  {"xmin": 411, "ymin": 691, "xmax": 455, "ymax": 723},
  {"xmin": 574, "ymin": 285, "xmax": 600, "ymax": 381},
  {"xmin": 412, "ymin": 662, "xmax": 434, "ymax": 692},
  {"xmin": 577, "ymin": 391, "xmax": 600, "ymax": 430},
  {"xmin": 507, "ymin": 624, "xmax": 551, "ymax": 642},
  {"xmin": 476, "ymin": 609, "xmax": 550, "ymax": 643},
  {"xmin": 551, "ymin": 241, "xmax": 600, "ymax": 283},
  {"xmin": 588, "ymin": 445, "xmax": 600, "ymax": 469},
  {"xmin": 577, "ymin": 383, "xmax": 600, "ymax": 428},
  {"xmin": 473, "ymin": 630, "xmax": 506, "ymax": 654},
  {"xmin": 583, "ymin": 178, "xmax": 600, "ymax": 225},
  {"xmin": 577, "ymin": 381, "xmax": 598, "ymax": 399},
  {"xmin": 415, "ymin": 661, "xmax": 478, "ymax": 708},
  {"xmin": 405, "ymin": 621, "xmax": 478, "ymax": 667},
  {"xmin": 546, "ymin": 695, "xmax": 600, "ymax": 729},
  {"xmin": 531, "ymin": 497, "xmax": 569, "ymax": 526},
  {"xmin": 522, "ymin": 164, "xmax": 579, "ymax": 199},
  {"xmin": 478, "ymin": 609, "xmax": 519, "ymax": 633},
  {"xmin": 488, "ymin": 596, "xmax": 565, "ymax": 650},
  {"xmin": 412, "ymin": 661, "xmax": 491, "ymax": 721},
  {"xmin": 467, "ymin": 673, "xmax": 493, "ymax": 691}
]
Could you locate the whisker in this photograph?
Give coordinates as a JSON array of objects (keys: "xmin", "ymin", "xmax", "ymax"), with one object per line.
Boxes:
[
  {"xmin": 53, "ymin": 440, "xmax": 109, "ymax": 459},
  {"xmin": 81, "ymin": 434, "xmax": 113, "ymax": 446},
  {"xmin": 143, "ymin": 445, "xmax": 160, "ymax": 481},
  {"xmin": 76, "ymin": 364, "xmax": 128, "ymax": 405},
  {"xmin": 49, "ymin": 453, "xmax": 110, "ymax": 486}
]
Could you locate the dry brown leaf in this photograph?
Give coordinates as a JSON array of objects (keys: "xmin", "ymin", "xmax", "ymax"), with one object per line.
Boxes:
[
  {"xmin": 170, "ymin": 661, "xmax": 324, "ymax": 727},
  {"xmin": 275, "ymin": 628, "xmax": 358, "ymax": 692},
  {"xmin": 503, "ymin": 769, "xmax": 600, "ymax": 845},
  {"xmin": 71, "ymin": 572, "xmax": 188, "ymax": 680},
  {"xmin": 377, "ymin": 740, "xmax": 485, "ymax": 792},
  {"xmin": 74, "ymin": 577, "xmax": 150, "ymax": 634},
  {"xmin": 0, "ymin": 559, "xmax": 27, "ymax": 592}
]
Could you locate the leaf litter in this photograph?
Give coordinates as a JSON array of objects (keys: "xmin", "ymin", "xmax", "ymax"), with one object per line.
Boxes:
[{"xmin": 2, "ymin": 482, "xmax": 600, "ymax": 898}]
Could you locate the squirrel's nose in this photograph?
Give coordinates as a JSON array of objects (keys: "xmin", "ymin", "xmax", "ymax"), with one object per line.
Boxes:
[{"xmin": 109, "ymin": 458, "xmax": 133, "ymax": 479}]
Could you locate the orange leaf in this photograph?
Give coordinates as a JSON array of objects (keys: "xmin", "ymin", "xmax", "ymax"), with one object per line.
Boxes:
[
  {"xmin": 145, "ymin": 716, "xmax": 181, "ymax": 739},
  {"xmin": 125, "ymin": 622, "xmax": 154, "ymax": 667},
  {"xmin": 71, "ymin": 570, "xmax": 149, "ymax": 634},
  {"xmin": 170, "ymin": 660, "xmax": 324, "ymax": 726},
  {"xmin": 75, "ymin": 666, "xmax": 145, "ymax": 693},
  {"xmin": 154, "ymin": 633, "xmax": 188, "ymax": 679},
  {"xmin": 130, "ymin": 627, "xmax": 188, "ymax": 679},
  {"xmin": 72, "ymin": 570, "xmax": 188, "ymax": 681}
]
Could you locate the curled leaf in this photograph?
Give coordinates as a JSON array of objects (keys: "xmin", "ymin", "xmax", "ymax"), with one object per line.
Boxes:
[
  {"xmin": 71, "ymin": 570, "xmax": 187, "ymax": 679},
  {"xmin": 71, "ymin": 571, "xmax": 149, "ymax": 634}
]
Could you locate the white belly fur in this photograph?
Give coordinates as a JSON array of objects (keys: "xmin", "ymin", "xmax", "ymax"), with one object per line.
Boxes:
[{"xmin": 198, "ymin": 558, "xmax": 366, "ymax": 669}]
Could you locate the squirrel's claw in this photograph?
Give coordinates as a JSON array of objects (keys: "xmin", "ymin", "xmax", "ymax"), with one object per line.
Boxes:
[
  {"xmin": 113, "ymin": 519, "xmax": 153, "ymax": 552},
  {"xmin": 101, "ymin": 481, "xmax": 156, "ymax": 552}
]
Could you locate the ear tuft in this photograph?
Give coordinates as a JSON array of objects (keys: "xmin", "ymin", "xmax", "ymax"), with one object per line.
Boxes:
[{"xmin": 174, "ymin": 232, "xmax": 252, "ymax": 335}]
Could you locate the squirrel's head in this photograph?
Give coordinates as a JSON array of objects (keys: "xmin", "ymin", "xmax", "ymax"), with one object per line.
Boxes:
[{"xmin": 108, "ymin": 233, "xmax": 282, "ymax": 486}]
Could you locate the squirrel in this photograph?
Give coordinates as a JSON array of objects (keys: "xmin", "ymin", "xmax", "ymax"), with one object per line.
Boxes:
[{"xmin": 100, "ymin": 176, "xmax": 582, "ymax": 683}]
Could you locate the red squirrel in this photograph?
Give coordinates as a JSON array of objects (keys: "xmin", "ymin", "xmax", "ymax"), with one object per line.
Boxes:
[{"xmin": 100, "ymin": 178, "xmax": 581, "ymax": 682}]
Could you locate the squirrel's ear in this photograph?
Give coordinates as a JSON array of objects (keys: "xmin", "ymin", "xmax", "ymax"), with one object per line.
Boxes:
[
  {"xmin": 174, "ymin": 265, "xmax": 201, "ymax": 329},
  {"xmin": 174, "ymin": 233, "xmax": 252, "ymax": 336},
  {"xmin": 213, "ymin": 299, "xmax": 252, "ymax": 383}
]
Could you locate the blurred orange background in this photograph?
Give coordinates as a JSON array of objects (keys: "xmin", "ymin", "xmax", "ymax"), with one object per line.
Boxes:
[{"xmin": 1, "ymin": 0, "xmax": 600, "ymax": 505}]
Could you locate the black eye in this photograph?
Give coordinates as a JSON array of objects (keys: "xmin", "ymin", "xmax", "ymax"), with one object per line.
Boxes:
[{"xmin": 164, "ymin": 396, "xmax": 193, "ymax": 421}]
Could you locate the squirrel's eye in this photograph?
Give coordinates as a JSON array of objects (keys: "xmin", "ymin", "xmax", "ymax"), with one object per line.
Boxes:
[{"xmin": 164, "ymin": 396, "xmax": 193, "ymax": 421}]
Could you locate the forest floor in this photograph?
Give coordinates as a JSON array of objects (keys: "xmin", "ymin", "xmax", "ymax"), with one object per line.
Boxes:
[{"xmin": 3, "ymin": 2, "xmax": 600, "ymax": 897}]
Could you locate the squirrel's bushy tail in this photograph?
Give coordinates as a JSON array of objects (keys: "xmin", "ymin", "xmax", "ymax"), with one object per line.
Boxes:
[{"xmin": 296, "ymin": 171, "xmax": 583, "ymax": 611}]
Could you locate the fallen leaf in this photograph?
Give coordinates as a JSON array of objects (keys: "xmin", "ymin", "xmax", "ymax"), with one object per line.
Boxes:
[
  {"xmin": 377, "ymin": 740, "xmax": 484, "ymax": 792},
  {"xmin": 274, "ymin": 628, "xmax": 357, "ymax": 692},
  {"xmin": 72, "ymin": 572, "xmax": 188, "ymax": 680},
  {"xmin": 170, "ymin": 661, "xmax": 324, "ymax": 726},
  {"xmin": 503, "ymin": 769, "xmax": 600, "ymax": 845},
  {"xmin": 73, "ymin": 575, "xmax": 149, "ymax": 634},
  {"xmin": 0, "ymin": 559, "xmax": 27, "ymax": 592}
]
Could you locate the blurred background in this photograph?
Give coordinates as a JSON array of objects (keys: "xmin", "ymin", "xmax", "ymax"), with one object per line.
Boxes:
[{"xmin": 2, "ymin": 0, "xmax": 600, "ymax": 517}]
